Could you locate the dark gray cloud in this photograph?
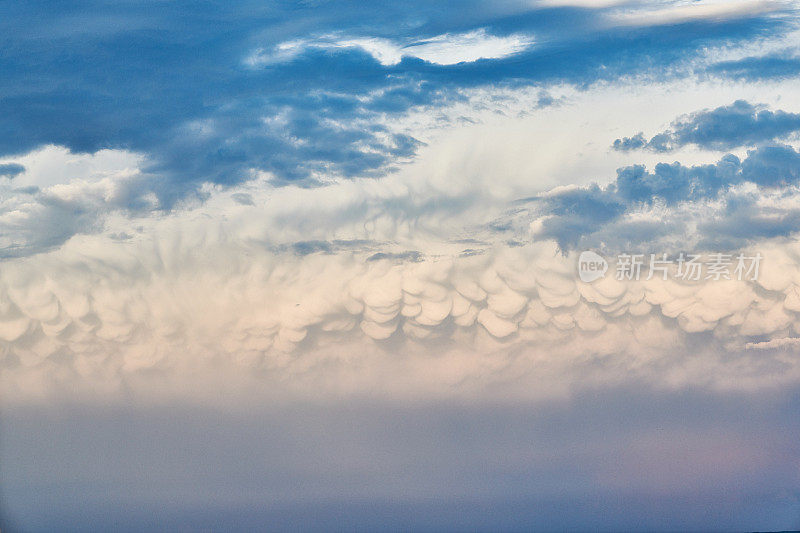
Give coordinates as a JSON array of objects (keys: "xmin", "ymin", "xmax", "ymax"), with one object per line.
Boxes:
[
  {"xmin": 0, "ymin": 163, "xmax": 24, "ymax": 179},
  {"xmin": 530, "ymin": 185, "xmax": 626, "ymax": 250},
  {"xmin": 612, "ymin": 132, "xmax": 647, "ymax": 151},
  {"xmin": 614, "ymin": 100, "xmax": 800, "ymax": 153},
  {"xmin": 526, "ymin": 144, "xmax": 800, "ymax": 250},
  {"xmin": 741, "ymin": 141, "xmax": 800, "ymax": 185}
]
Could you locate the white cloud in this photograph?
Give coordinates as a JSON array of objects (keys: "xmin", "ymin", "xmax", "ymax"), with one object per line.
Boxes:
[
  {"xmin": 392, "ymin": 29, "xmax": 535, "ymax": 65},
  {"xmin": 0, "ymin": 146, "xmax": 153, "ymax": 257},
  {"xmin": 610, "ymin": 0, "xmax": 786, "ymax": 27},
  {"xmin": 3, "ymin": 144, "xmax": 144, "ymax": 189},
  {"xmin": 247, "ymin": 29, "xmax": 535, "ymax": 67}
]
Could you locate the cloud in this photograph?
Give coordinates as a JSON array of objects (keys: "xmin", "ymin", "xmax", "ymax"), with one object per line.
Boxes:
[
  {"xmin": 707, "ymin": 51, "xmax": 800, "ymax": 80},
  {"xmin": 4, "ymin": 3, "xmax": 800, "ymax": 529},
  {"xmin": 0, "ymin": 147, "xmax": 153, "ymax": 258},
  {"xmin": 536, "ymin": 0, "xmax": 627, "ymax": 6},
  {"xmin": 524, "ymin": 144, "xmax": 800, "ymax": 250},
  {"xmin": 610, "ymin": 0, "xmax": 784, "ymax": 27},
  {"xmin": 613, "ymin": 100, "xmax": 800, "ymax": 152},
  {"xmin": 248, "ymin": 29, "xmax": 536, "ymax": 67},
  {"xmin": 612, "ymin": 132, "xmax": 648, "ymax": 151},
  {"xmin": 3, "ymin": 82, "xmax": 799, "ymax": 260}
]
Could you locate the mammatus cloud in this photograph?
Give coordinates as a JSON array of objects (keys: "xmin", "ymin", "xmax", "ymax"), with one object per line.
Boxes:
[
  {"xmin": 4, "ymin": 217, "xmax": 800, "ymax": 403},
  {"xmin": 613, "ymin": 100, "xmax": 800, "ymax": 152}
]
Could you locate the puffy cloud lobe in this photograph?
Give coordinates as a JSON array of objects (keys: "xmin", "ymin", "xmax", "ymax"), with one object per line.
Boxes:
[
  {"xmin": 613, "ymin": 100, "xmax": 800, "ymax": 152},
  {"xmin": 612, "ymin": 132, "xmax": 647, "ymax": 151},
  {"xmin": 741, "ymin": 142, "xmax": 800, "ymax": 185},
  {"xmin": 248, "ymin": 29, "xmax": 535, "ymax": 67},
  {"xmin": 526, "ymin": 185, "xmax": 625, "ymax": 249}
]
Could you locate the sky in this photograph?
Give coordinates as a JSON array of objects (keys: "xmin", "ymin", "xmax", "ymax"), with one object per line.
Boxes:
[{"xmin": 1, "ymin": 0, "xmax": 800, "ymax": 530}]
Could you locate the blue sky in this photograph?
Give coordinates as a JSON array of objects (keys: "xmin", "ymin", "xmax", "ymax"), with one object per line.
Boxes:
[
  {"xmin": 1, "ymin": 0, "xmax": 795, "ymax": 194},
  {"xmin": 2, "ymin": 1, "xmax": 800, "ymax": 530}
]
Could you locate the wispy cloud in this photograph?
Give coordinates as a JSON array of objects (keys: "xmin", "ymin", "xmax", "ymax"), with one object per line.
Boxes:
[
  {"xmin": 247, "ymin": 29, "xmax": 536, "ymax": 67},
  {"xmin": 611, "ymin": 0, "xmax": 786, "ymax": 26}
]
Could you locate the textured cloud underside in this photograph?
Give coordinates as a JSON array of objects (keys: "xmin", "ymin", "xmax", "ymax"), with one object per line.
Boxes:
[{"xmin": 4, "ymin": 233, "xmax": 800, "ymax": 401}]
